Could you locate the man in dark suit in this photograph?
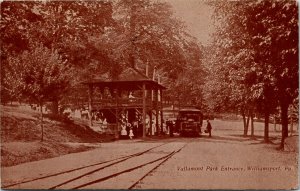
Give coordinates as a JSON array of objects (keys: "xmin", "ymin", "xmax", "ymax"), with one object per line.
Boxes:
[{"xmin": 206, "ymin": 119, "xmax": 212, "ymax": 137}]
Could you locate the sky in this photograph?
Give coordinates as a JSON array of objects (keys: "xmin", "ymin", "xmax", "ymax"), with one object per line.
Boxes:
[{"xmin": 164, "ymin": 0, "xmax": 215, "ymax": 45}]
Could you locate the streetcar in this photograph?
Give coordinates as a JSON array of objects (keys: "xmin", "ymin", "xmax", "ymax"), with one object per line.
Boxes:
[{"xmin": 175, "ymin": 108, "xmax": 203, "ymax": 136}]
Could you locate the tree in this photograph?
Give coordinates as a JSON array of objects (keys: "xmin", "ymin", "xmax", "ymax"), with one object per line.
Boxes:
[
  {"xmin": 6, "ymin": 44, "xmax": 72, "ymax": 141},
  {"xmin": 207, "ymin": 0, "xmax": 298, "ymax": 147},
  {"xmin": 203, "ymin": 23, "xmax": 257, "ymax": 136},
  {"xmin": 1, "ymin": 1, "xmax": 115, "ymax": 113},
  {"xmin": 109, "ymin": 0, "xmax": 196, "ymax": 77},
  {"xmin": 102, "ymin": 0, "xmax": 206, "ymax": 106},
  {"xmin": 252, "ymin": 1, "xmax": 298, "ymax": 148},
  {"xmin": 2, "ymin": 1, "xmax": 207, "ymax": 135},
  {"xmin": 238, "ymin": 0, "xmax": 298, "ymax": 146},
  {"xmin": 169, "ymin": 40, "xmax": 205, "ymax": 108}
]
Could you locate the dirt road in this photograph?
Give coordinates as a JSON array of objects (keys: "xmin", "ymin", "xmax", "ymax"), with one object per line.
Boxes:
[{"xmin": 2, "ymin": 120, "xmax": 298, "ymax": 190}]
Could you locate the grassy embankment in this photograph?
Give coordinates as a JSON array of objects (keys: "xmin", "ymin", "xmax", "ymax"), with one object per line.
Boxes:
[{"xmin": 1, "ymin": 105, "xmax": 113, "ymax": 167}]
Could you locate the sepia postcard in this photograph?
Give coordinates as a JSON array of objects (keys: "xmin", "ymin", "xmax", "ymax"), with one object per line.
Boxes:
[{"xmin": 1, "ymin": 0, "xmax": 299, "ymax": 190}]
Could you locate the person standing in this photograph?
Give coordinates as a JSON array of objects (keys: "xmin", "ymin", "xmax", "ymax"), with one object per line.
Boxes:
[
  {"xmin": 167, "ymin": 119, "xmax": 174, "ymax": 137},
  {"xmin": 133, "ymin": 121, "xmax": 138, "ymax": 138},
  {"xmin": 129, "ymin": 127, "xmax": 134, "ymax": 139},
  {"xmin": 120, "ymin": 124, "xmax": 127, "ymax": 139},
  {"xmin": 126, "ymin": 123, "xmax": 131, "ymax": 138},
  {"xmin": 206, "ymin": 119, "xmax": 212, "ymax": 137}
]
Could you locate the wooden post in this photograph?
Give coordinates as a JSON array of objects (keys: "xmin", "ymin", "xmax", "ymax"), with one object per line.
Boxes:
[
  {"xmin": 88, "ymin": 85, "xmax": 93, "ymax": 127},
  {"xmin": 160, "ymin": 89, "xmax": 164, "ymax": 134},
  {"xmin": 149, "ymin": 111, "xmax": 153, "ymax": 135},
  {"xmin": 116, "ymin": 89, "xmax": 119, "ymax": 139},
  {"xmin": 152, "ymin": 66, "xmax": 156, "ymax": 103},
  {"xmin": 155, "ymin": 89, "xmax": 159, "ymax": 135},
  {"xmin": 146, "ymin": 62, "xmax": 149, "ymax": 77},
  {"xmin": 142, "ymin": 83, "xmax": 146, "ymax": 138}
]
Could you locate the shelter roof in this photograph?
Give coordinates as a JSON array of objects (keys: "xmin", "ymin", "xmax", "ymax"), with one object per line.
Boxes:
[{"xmin": 83, "ymin": 67, "xmax": 166, "ymax": 90}]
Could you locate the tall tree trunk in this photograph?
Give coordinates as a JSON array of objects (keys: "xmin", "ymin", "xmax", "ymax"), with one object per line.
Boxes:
[
  {"xmin": 250, "ymin": 112, "xmax": 254, "ymax": 137},
  {"xmin": 264, "ymin": 109, "xmax": 269, "ymax": 142},
  {"xmin": 290, "ymin": 116, "xmax": 293, "ymax": 136},
  {"xmin": 40, "ymin": 102, "xmax": 44, "ymax": 142},
  {"xmin": 245, "ymin": 111, "xmax": 250, "ymax": 136},
  {"xmin": 290, "ymin": 106, "xmax": 294, "ymax": 136},
  {"xmin": 280, "ymin": 102, "xmax": 289, "ymax": 148},
  {"xmin": 242, "ymin": 110, "xmax": 247, "ymax": 136}
]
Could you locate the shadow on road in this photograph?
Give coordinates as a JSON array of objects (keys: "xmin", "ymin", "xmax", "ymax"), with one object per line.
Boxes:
[
  {"xmin": 228, "ymin": 134, "xmax": 279, "ymax": 145},
  {"xmin": 134, "ymin": 134, "xmax": 250, "ymax": 144},
  {"xmin": 131, "ymin": 133, "xmax": 282, "ymax": 146},
  {"xmin": 199, "ymin": 135, "xmax": 249, "ymax": 143}
]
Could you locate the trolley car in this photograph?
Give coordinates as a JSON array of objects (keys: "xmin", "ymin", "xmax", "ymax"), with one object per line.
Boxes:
[{"xmin": 175, "ymin": 108, "xmax": 203, "ymax": 136}]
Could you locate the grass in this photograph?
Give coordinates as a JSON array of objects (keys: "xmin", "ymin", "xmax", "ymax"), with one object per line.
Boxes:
[{"xmin": 1, "ymin": 104, "xmax": 114, "ymax": 167}]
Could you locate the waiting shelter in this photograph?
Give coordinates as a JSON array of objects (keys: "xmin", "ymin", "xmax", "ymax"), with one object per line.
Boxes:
[{"xmin": 83, "ymin": 67, "xmax": 166, "ymax": 138}]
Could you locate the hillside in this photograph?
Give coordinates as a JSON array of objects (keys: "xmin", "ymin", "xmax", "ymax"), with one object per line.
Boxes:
[{"xmin": 1, "ymin": 105, "xmax": 113, "ymax": 167}]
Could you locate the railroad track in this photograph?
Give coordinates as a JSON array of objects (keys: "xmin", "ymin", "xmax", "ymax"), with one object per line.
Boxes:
[{"xmin": 3, "ymin": 139, "xmax": 194, "ymax": 189}]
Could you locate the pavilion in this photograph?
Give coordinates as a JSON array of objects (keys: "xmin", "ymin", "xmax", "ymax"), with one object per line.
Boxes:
[{"xmin": 82, "ymin": 67, "xmax": 166, "ymax": 138}]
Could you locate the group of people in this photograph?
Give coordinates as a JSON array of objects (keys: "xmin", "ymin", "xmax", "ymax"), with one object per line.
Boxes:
[
  {"xmin": 119, "ymin": 119, "xmax": 213, "ymax": 139},
  {"xmin": 120, "ymin": 120, "xmax": 139, "ymax": 139}
]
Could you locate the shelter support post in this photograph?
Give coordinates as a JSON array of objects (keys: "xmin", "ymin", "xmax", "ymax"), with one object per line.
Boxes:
[
  {"xmin": 149, "ymin": 111, "xmax": 153, "ymax": 136},
  {"xmin": 88, "ymin": 85, "xmax": 93, "ymax": 127},
  {"xmin": 116, "ymin": 90, "xmax": 119, "ymax": 139},
  {"xmin": 160, "ymin": 89, "xmax": 164, "ymax": 134},
  {"xmin": 142, "ymin": 83, "xmax": 146, "ymax": 138},
  {"xmin": 155, "ymin": 89, "xmax": 159, "ymax": 135}
]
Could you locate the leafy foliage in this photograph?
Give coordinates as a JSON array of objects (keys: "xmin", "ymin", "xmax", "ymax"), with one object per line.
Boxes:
[
  {"xmin": 1, "ymin": 1, "xmax": 114, "ymax": 103},
  {"xmin": 5, "ymin": 44, "xmax": 72, "ymax": 103},
  {"xmin": 1, "ymin": 0, "xmax": 205, "ymax": 110},
  {"xmin": 205, "ymin": 0, "xmax": 298, "ymax": 144},
  {"xmin": 205, "ymin": 0, "xmax": 298, "ymax": 109}
]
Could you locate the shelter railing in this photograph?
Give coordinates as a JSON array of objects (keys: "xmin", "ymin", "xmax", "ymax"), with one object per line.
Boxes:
[{"xmin": 91, "ymin": 98, "xmax": 154, "ymax": 109}]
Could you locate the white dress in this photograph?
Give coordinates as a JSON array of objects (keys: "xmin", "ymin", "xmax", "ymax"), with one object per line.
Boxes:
[
  {"xmin": 121, "ymin": 125, "xmax": 127, "ymax": 136},
  {"xmin": 129, "ymin": 129, "xmax": 134, "ymax": 137}
]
